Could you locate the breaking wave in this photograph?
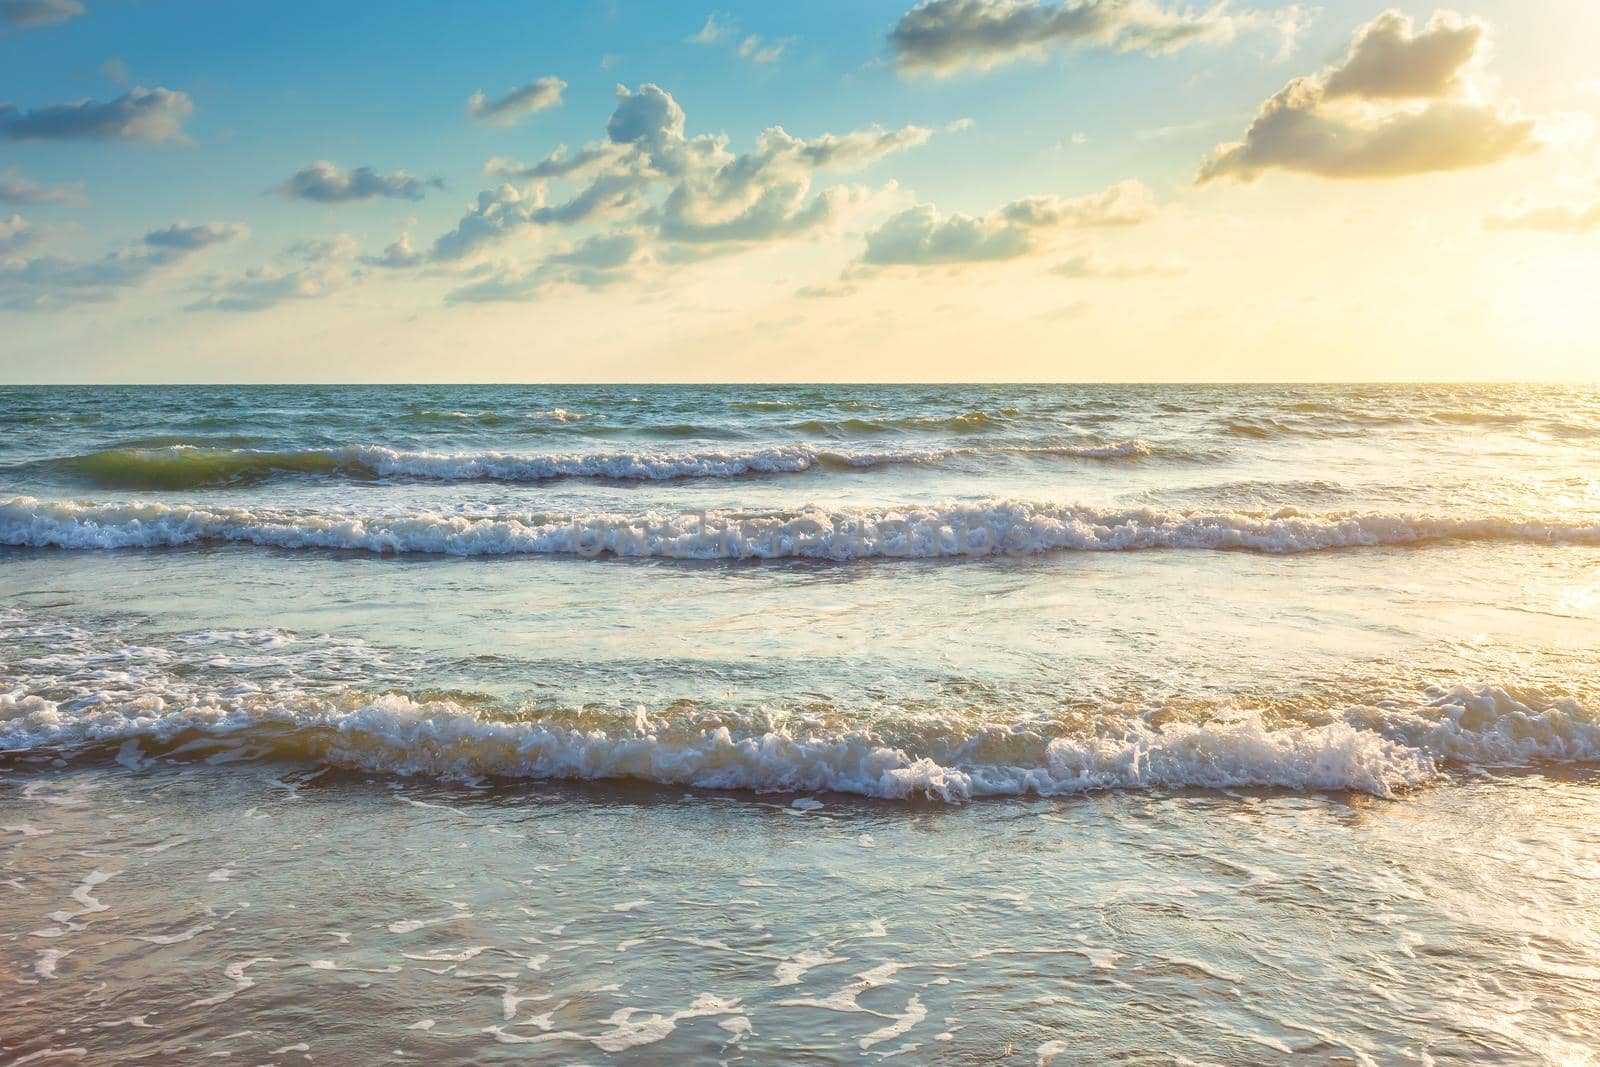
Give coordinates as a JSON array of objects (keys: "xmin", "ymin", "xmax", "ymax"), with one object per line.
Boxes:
[
  {"xmin": 2, "ymin": 682, "xmax": 1595, "ymax": 802},
  {"xmin": 4, "ymin": 496, "xmax": 1598, "ymax": 558}
]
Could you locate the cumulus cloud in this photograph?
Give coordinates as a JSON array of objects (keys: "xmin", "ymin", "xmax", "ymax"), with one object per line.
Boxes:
[
  {"xmin": 653, "ymin": 124, "xmax": 927, "ymax": 246},
  {"xmin": 430, "ymin": 182, "xmax": 549, "ymax": 261},
  {"xmin": 362, "ymin": 232, "xmax": 423, "ymax": 268},
  {"xmin": 1, "ymin": 0, "xmax": 84, "ymax": 30},
  {"xmin": 433, "ymin": 82, "xmax": 935, "ymax": 267},
  {"xmin": 659, "ymin": 182, "xmax": 851, "ymax": 245},
  {"xmin": 889, "ymin": 0, "xmax": 1300, "ymax": 76},
  {"xmin": 280, "ymin": 161, "xmax": 430, "ymax": 202},
  {"xmin": 0, "ymin": 166, "xmax": 85, "ymax": 205},
  {"xmin": 1198, "ymin": 9, "xmax": 1537, "ymax": 183},
  {"xmin": 0, "ymin": 86, "xmax": 193, "ymax": 142},
  {"xmin": 0, "ymin": 219, "xmax": 246, "ymax": 311},
  {"xmin": 1321, "ymin": 10, "xmax": 1481, "ymax": 100},
  {"xmin": 858, "ymin": 179, "xmax": 1154, "ymax": 266},
  {"xmin": 467, "ymin": 76, "xmax": 566, "ymax": 126}
]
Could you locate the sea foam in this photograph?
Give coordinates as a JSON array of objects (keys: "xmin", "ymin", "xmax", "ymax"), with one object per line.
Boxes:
[
  {"xmin": 3, "ymin": 496, "xmax": 1598, "ymax": 558},
  {"xmin": 2, "ymin": 683, "xmax": 1594, "ymax": 802}
]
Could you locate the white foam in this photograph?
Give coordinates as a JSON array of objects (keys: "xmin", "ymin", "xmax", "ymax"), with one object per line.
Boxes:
[
  {"xmin": 6, "ymin": 496, "xmax": 1598, "ymax": 559},
  {"xmin": 338, "ymin": 442, "xmax": 948, "ymax": 481},
  {"xmin": 3, "ymin": 623, "xmax": 1597, "ymax": 803}
]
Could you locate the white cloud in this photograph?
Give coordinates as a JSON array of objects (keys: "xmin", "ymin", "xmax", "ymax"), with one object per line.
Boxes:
[
  {"xmin": 1198, "ymin": 9, "xmax": 1538, "ymax": 183},
  {"xmin": 287, "ymin": 233, "xmax": 359, "ymax": 262},
  {"xmin": 0, "ymin": 165, "xmax": 85, "ymax": 205},
  {"xmin": 187, "ymin": 264, "xmax": 352, "ymax": 312},
  {"xmin": 858, "ymin": 179, "xmax": 1155, "ymax": 266},
  {"xmin": 446, "ymin": 230, "xmax": 645, "ymax": 302},
  {"xmin": 1321, "ymin": 10, "xmax": 1482, "ymax": 100},
  {"xmin": 0, "ymin": 220, "xmax": 246, "ymax": 311},
  {"xmin": 687, "ymin": 13, "xmax": 729, "ymax": 45},
  {"xmin": 1484, "ymin": 189, "xmax": 1600, "ymax": 235},
  {"xmin": 467, "ymin": 76, "xmax": 566, "ymax": 126},
  {"xmin": 0, "ymin": 213, "xmax": 38, "ymax": 254},
  {"xmin": 433, "ymin": 83, "xmax": 936, "ymax": 269},
  {"xmin": 187, "ymin": 234, "xmax": 375, "ymax": 311},
  {"xmin": 1050, "ymin": 251, "xmax": 1186, "ymax": 278},
  {"xmin": 689, "ymin": 13, "xmax": 792, "ymax": 65},
  {"xmin": 363, "ymin": 233, "xmax": 423, "ymax": 268}
]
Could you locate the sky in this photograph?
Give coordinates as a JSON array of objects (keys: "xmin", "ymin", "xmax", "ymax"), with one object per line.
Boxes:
[{"xmin": 1, "ymin": 0, "xmax": 1597, "ymax": 383}]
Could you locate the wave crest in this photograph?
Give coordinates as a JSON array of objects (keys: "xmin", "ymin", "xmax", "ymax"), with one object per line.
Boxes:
[
  {"xmin": 4, "ymin": 497, "xmax": 1598, "ymax": 558},
  {"xmin": 2, "ymin": 685, "xmax": 1594, "ymax": 802},
  {"xmin": 51, "ymin": 440, "xmax": 1156, "ymax": 489}
]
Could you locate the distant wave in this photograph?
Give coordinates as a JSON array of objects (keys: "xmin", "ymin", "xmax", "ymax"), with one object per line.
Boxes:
[
  {"xmin": 50, "ymin": 440, "xmax": 1156, "ymax": 489},
  {"xmin": 2, "ymin": 681, "xmax": 1594, "ymax": 802},
  {"xmin": 396, "ymin": 408, "xmax": 588, "ymax": 427},
  {"xmin": 786, "ymin": 409, "xmax": 1020, "ymax": 435},
  {"xmin": 5, "ymin": 497, "xmax": 1598, "ymax": 558},
  {"xmin": 1224, "ymin": 410, "xmax": 1599, "ymax": 440}
]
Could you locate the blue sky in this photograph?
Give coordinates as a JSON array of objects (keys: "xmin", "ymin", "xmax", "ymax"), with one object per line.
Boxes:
[{"xmin": 2, "ymin": 1, "xmax": 1597, "ymax": 381}]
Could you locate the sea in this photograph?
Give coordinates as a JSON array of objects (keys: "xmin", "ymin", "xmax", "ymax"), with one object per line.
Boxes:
[{"xmin": 2, "ymin": 383, "xmax": 1598, "ymax": 1063}]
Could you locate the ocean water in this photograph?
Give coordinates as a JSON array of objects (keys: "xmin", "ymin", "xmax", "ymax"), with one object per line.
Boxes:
[{"xmin": 3, "ymin": 383, "xmax": 1599, "ymax": 1062}]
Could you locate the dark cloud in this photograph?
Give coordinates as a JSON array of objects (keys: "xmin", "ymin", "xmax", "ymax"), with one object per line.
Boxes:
[
  {"xmin": 1199, "ymin": 10, "xmax": 1536, "ymax": 183},
  {"xmin": 0, "ymin": 87, "xmax": 193, "ymax": 143},
  {"xmin": 467, "ymin": 76, "xmax": 566, "ymax": 126},
  {"xmin": 1, "ymin": 0, "xmax": 84, "ymax": 30},
  {"xmin": 888, "ymin": 0, "xmax": 1291, "ymax": 76},
  {"xmin": 280, "ymin": 161, "xmax": 429, "ymax": 203},
  {"xmin": 0, "ymin": 166, "xmax": 85, "ymax": 205}
]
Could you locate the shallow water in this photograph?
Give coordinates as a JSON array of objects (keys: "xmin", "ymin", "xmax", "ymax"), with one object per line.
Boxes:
[{"xmin": 3, "ymin": 383, "xmax": 1599, "ymax": 1061}]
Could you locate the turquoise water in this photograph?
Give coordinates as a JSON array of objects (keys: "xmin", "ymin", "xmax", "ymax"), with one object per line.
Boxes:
[{"xmin": 3, "ymin": 384, "xmax": 1599, "ymax": 1061}]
